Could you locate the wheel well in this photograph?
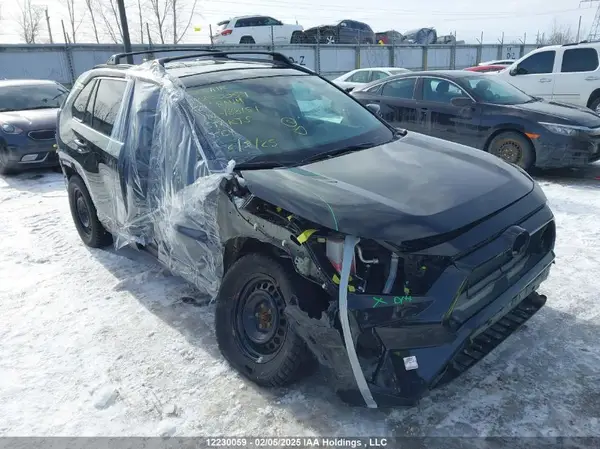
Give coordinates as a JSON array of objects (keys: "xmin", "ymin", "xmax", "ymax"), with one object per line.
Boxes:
[
  {"xmin": 587, "ymin": 89, "xmax": 600, "ymax": 108},
  {"xmin": 62, "ymin": 163, "xmax": 77, "ymax": 180},
  {"xmin": 483, "ymin": 128, "xmax": 536, "ymax": 161},
  {"xmin": 223, "ymin": 237, "xmax": 287, "ymax": 275},
  {"xmin": 239, "ymin": 36, "xmax": 255, "ymax": 43}
]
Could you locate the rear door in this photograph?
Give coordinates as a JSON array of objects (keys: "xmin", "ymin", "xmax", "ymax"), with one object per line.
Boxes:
[
  {"xmin": 552, "ymin": 46, "xmax": 600, "ymax": 106},
  {"xmin": 72, "ymin": 77, "xmax": 129, "ymax": 224},
  {"xmin": 416, "ymin": 76, "xmax": 482, "ymax": 147},
  {"xmin": 377, "ymin": 76, "xmax": 419, "ymax": 129}
]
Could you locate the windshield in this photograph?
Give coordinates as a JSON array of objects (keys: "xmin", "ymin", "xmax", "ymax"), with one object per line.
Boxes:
[
  {"xmin": 462, "ymin": 76, "xmax": 533, "ymax": 105},
  {"xmin": 185, "ymin": 74, "xmax": 394, "ymax": 166},
  {"xmin": 0, "ymin": 83, "xmax": 68, "ymax": 112}
]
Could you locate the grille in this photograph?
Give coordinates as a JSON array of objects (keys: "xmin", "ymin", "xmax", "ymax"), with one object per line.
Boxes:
[
  {"xmin": 28, "ymin": 129, "xmax": 56, "ymax": 141},
  {"xmin": 435, "ymin": 293, "xmax": 544, "ymax": 387}
]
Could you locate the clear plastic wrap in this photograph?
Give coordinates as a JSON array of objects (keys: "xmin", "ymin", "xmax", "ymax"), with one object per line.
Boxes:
[{"xmin": 102, "ymin": 60, "xmax": 244, "ymax": 300}]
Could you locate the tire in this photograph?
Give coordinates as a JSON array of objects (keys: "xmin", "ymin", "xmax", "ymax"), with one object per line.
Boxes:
[
  {"xmin": 322, "ymin": 31, "xmax": 336, "ymax": 44},
  {"xmin": 290, "ymin": 31, "xmax": 305, "ymax": 44},
  {"xmin": 487, "ymin": 131, "xmax": 535, "ymax": 171},
  {"xmin": 215, "ymin": 253, "xmax": 314, "ymax": 387},
  {"xmin": 239, "ymin": 36, "xmax": 255, "ymax": 44},
  {"xmin": 67, "ymin": 175, "xmax": 112, "ymax": 248},
  {"xmin": 589, "ymin": 95, "xmax": 600, "ymax": 114},
  {"xmin": 0, "ymin": 144, "xmax": 16, "ymax": 175}
]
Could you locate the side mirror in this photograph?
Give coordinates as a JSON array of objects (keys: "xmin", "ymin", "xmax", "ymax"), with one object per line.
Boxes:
[
  {"xmin": 451, "ymin": 97, "xmax": 474, "ymax": 108},
  {"xmin": 366, "ymin": 103, "xmax": 381, "ymax": 115},
  {"xmin": 345, "ymin": 86, "xmax": 355, "ymax": 93},
  {"xmin": 509, "ymin": 67, "xmax": 518, "ymax": 76}
]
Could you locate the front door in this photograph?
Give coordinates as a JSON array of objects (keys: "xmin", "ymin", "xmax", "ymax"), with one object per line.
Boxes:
[
  {"xmin": 416, "ymin": 77, "xmax": 482, "ymax": 147},
  {"xmin": 503, "ymin": 50, "xmax": 556, "ymax": 100}
]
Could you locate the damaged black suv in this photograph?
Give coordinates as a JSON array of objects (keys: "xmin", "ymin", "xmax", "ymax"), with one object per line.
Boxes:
[{"xmin": 57, "ymin": 49, "xmax": 556, "ymax": 408}]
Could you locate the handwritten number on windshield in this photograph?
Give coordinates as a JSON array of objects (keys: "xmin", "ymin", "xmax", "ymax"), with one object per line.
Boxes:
[{"xmin": 281, "ymin": 117, "xmax": 307, "ymax": 135}]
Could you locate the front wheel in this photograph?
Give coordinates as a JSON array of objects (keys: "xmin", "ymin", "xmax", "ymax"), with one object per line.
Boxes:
[
  {"xmin": 215, "ymin": 254, "xmax": 314, "ymax": 387},
  {"xmin": 589, "ymin": 96, "xmax": 600, "ymax": 114},
  {"xmin": 487, "ymin": 131, "xmax": 535, "ymax": 171},
  {"xmin": 0, "ymin": 144, "xmax": 16, "ymax": 175}
]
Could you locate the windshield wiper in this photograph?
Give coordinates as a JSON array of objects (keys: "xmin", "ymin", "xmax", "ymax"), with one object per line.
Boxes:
[
  {"xmin": 234, "ymin": 159, "xmax": 290, "ymax": 170},
  {"xmin": 300, "ymin": 142, "xmax": 378, "ymax": 164}
]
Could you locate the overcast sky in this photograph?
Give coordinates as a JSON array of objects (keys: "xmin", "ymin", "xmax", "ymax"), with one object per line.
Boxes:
[{"xmin": 0, "ymin": 0, "xmax": 596, "ymax": 45}]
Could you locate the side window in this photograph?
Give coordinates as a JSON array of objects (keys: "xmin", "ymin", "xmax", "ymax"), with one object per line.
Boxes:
[
  {"xmin": 381, "ymin": 78, "xmax": 417, "ymax": 99},
  {"xmin": 561, "ymin": 48, "xmax": 599, "ymax": 73},
  {"xmin": 72, "ymin": 80, "xmax": 96, "ymax": 122},
  {"xmin": 90, "ymin": 79, "xmax": 127, "ymax": 136},
  {"xmin": 347, "ymin": 70, "xmax": 370, "ymax": 83},
  {"xmin": 370, "ymin": 71, "xmax": 388, "ymax": 81},
  {"xmin": 264, "ymin": 17, "xmax": 282, "ymax": 26},
  {"xmin": 253, "ymin": 17, "xmax": 269, "ymax": 26},
  {"xmin": 516, "ymin": 51, "xmax": 555, "ymax": 75},
  {"xmin": 422, "ymin": 78, "xmax": 467, "ymax": 103},
  {"xmin": 364, "ymin": 84, "xmax": 382, "ymax": 94},
  {"xmin": 235, "ymin": 18, "xmax": 250, "ymax": 27}
]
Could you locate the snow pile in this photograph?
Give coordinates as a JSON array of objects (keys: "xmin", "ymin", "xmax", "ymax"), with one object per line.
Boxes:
[{"xmin": 1, "ymin": 168, "xmax": 600, "ymax": 437}]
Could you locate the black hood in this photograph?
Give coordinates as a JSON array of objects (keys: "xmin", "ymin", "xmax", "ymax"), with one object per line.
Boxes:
[
  {"xmin": 505, "ymin": 100, "xmax": 600, "ymax": 127},
  {"xmin": 240, "ymin": 133, "xmax": 535, "ymax": 243},
  {"xmin": 0, "ymin": 108, "xmax": 59, "ymax": 131}
]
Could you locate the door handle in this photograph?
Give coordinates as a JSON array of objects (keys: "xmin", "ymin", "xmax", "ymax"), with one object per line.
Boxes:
[
  {"xmin": 539, "ymin": 78, "xmax": 552, "ymax": 83},
  {"xmin": 585, "ymin": 76, "xmax": 600, "ymax": 81}
]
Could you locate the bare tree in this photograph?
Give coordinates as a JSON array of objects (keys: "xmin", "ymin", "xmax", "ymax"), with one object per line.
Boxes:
[
  {"xmin": 84, "ymin": 0, "xmax": 101, "ymax": 43},
  {"xmin": 16, "ymin": 0, "xmax": 44, "ymax": 44},
  {"xmin": 96, "ymin": 0, "xmax": 123, "ymax": 43},
  {"xmin": 63, "ymin": 0, "xmax": 84, "ymax": 43},
  {"xmin": 540, "ymin": 20, "xmax": 575, "ymax": 45},
  {"xmin": 147, "ymin": 0, "xmax": 198, "ymax": 44}
]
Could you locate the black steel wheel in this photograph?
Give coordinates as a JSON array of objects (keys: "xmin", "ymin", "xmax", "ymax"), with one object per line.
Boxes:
[
  {"xmin": 487, "ymin": 131, "xmax": 535, "ymax": 171},
  {"xmin": 215, "ymin": 253, "xmax": 314, "ymax": 387},
  {"xmin": 67, "ymin": 175, "xmax": 112, "ymax": 248}
]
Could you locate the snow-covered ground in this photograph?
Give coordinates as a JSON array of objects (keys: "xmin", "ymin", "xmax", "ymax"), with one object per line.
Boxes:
[{"xmin": 1, "ymin": 167, "xmax": 599, "ymax": 437}]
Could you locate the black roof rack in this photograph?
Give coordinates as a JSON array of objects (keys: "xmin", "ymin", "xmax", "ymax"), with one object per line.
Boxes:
[
  {"xmin": 106, "ymin": 47, "xmax": 219, "ymax": 65},
  {"xmin": 157, "ymin": 50, "xmax": 295, "ymax": 67}
]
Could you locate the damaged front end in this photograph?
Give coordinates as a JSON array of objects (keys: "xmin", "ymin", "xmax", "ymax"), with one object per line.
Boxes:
[{"xmin": 227, "ymin": 176, "xmax": 556, "ymax": 408}]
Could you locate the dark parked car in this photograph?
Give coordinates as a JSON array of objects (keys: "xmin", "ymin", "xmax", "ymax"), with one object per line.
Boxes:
[
  {"xmin": 57, "ymin": 49, "xmax": 555, "ymax": 408},
  {"xmin": 352, "ymin": 70, "xmax": 600, "ymax": 170},
  {"xmin": 0, "ymin": 79, "xmax": 68, "ymax": 174},
  {"xmin": 294, "ymin": 20, "xmax": 375, "ymax": 44},
  {"xmin": 375, "ymin": 30, "xmax": 403, "ymax": 44}
]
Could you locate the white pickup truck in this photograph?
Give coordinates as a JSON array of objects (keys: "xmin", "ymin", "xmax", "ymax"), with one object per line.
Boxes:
[
  {"xmin": 212, "ymin": 16, "xmax": 303, "ymax": 45},
  {"xmin": 493, "ymin": 42, "xmax": 600, "ymax": 112}
]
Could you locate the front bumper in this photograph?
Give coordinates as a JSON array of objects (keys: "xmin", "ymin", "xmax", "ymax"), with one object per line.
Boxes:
[
  {"xmin": 533, "ymin": 132, "xmax": 600, "ymax": 169},
  {"xmin": 3, "ymin": 140, "xmax": 59, "ymax": 170}
]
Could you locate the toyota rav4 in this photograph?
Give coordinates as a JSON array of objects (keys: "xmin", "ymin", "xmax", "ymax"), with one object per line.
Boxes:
[{"xmin": 56, "ymin": 49, "xmax": 556, "ymax": 408}]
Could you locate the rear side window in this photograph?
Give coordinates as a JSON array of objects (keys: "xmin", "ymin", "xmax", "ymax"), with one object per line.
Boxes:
[
  {"xmin": 561, "ymin": 48, "xmax": 599, "ymax": 73},
  {"xmin": 516, "ymin": 51, "xmax": 555, "ymax": 75},
  {"xmin": 347, "ymin": 71, "xmax": 370, "ymax": 83},
  {"xmin": 90, "ymin": 79, "xmax": 127, "ymax": 136},
  {"xmin": 370, "ymin": 70, "xmax": 388, "ymax": 81},
  {"xmin": 72, "ymin": 81, "xmax": 96, "ymax": 122},
  {"xmin": 381, "ymin": 78, "xmax": 416, "ymax": 99}
]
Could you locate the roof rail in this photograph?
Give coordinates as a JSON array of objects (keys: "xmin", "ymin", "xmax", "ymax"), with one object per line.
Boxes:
[
  {"xmin": 157, "ymin": 50, "xmax": 295, "ymax": 67},
  {"xmin": 106, "ymin": 47, "xmax": 220, "ymax": 65}
]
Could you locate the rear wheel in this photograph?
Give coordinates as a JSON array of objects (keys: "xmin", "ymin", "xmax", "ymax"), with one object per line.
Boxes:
[
  {"xmin": 215, "ymin": 254, "xmax": 314, "ymax": 387},
  {"xmin": 487, "ymin": 131, "xmax": 535, "ymax": 171},
  {"xmin": 67, "ymin": 175, "xmax": 112, "ymax": 248},
  {"xmin": 323, "ymin": 31, "xmax": 336, "ymax": 44}
]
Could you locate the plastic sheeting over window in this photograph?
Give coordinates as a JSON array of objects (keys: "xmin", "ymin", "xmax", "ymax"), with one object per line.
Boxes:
[{"xmin": 101, "ymin": 61, "xmax": 241, "ymax": 300}]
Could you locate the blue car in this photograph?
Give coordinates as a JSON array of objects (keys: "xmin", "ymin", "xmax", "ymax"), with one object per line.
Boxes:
[{"xmin": 0, "ymin": 79, "xmax": 69, "ymax": 174}]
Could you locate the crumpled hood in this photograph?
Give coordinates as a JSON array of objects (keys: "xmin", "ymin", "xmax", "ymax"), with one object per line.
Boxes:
[
  {"xmin": 0, "ymin": 108, "xmax": 59, "ymax": 131},
  {"xmin": 240, "ymin": 132, "xmax": 535, "ymax": 243}
]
